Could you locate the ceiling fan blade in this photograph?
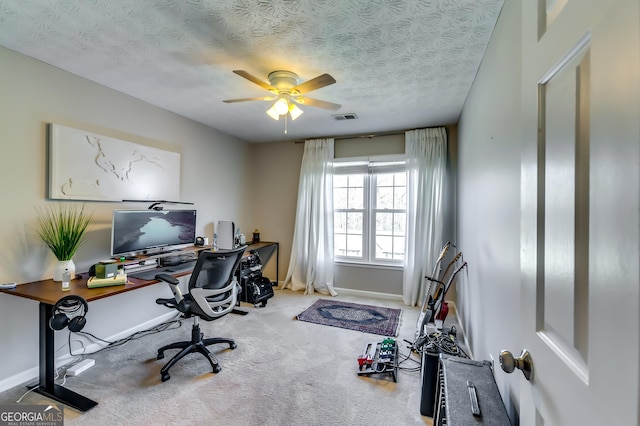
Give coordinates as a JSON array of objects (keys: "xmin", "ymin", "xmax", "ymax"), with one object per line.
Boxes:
[
  {"xmin": 223, "ymin": 96, "xmax": 276, "ymax": 103},
  {"xmin": 291, "ymin": 74, "xmax": 336, "ymax": 94},
  {"xmin": 233, "ymin": 70, "xmax": 275, "ymax": 92},
  {"xmin": 293, "ymin": 96, "xmax": 341, "ymax": 111}
]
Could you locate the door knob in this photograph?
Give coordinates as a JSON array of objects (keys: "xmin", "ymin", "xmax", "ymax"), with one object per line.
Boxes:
[{"xmin": 499, "ymin": 349, "xmax": 533, "ymax": 381}]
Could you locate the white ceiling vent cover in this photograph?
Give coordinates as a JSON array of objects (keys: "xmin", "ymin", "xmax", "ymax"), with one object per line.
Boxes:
[{"xmin": 332, "ymin": 113, "xmax": 358, "ymax": 121}]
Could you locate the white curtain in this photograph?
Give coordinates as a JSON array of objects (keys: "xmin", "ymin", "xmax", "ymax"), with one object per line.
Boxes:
[
  {"xmin": 403, "ymin": 127, "xmax": 447, "ymax": 306},
  {"xmin": 282, "ymin": 138, "xmax": 337, "ymax": 296}
]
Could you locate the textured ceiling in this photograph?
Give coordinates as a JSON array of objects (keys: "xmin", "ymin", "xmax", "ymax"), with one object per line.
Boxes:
[{"xmin": 0, "ymin": 0, "xmax": 504, "ymax": 143}]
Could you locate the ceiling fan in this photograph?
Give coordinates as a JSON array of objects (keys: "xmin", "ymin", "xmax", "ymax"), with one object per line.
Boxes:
[{"xmin": 223, "ymin": 70, "xmax": 341, "ymax": 129}]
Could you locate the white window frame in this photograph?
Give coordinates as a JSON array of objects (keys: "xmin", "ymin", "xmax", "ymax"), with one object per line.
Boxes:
[{"xmin": 333, "ymin": 155, "xmax": 407, "ymax": 267}]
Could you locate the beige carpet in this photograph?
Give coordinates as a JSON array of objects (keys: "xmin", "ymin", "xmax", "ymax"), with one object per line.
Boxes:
[{"xmin": 0, "ymin": 289, "xmax": 432, "ymax": 425}]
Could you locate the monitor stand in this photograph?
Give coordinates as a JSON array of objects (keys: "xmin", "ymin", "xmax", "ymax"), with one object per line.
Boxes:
[{"xmin": 112, "ymin": 255, "xmax": 138, "ymax": 261}]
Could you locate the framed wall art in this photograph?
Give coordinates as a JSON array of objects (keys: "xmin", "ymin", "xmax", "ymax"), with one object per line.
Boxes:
[{"xmin": 48, "ymin": 123, "xmax": 180, "ymax": 202}]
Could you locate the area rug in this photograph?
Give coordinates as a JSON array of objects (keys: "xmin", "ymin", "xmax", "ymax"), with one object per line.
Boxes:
[{"xmin": 296, "ymin": 299, "xmax": 402, "ymax": 336}]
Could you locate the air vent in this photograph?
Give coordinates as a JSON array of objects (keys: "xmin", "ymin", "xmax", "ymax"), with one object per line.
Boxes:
[{"xmin": 332, "ymin": 113, "xmax": 358, "ymax": 121}]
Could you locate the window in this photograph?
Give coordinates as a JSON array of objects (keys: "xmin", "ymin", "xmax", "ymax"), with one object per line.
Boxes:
[{"xmin": 333, "ymin": 158, "xmax": 406, "ymax": 265}]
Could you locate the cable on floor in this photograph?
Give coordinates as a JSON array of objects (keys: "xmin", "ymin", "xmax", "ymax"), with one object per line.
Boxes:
[{"xmin": 70, "ymin": 318, "xmax": 183, "ymax": 356}]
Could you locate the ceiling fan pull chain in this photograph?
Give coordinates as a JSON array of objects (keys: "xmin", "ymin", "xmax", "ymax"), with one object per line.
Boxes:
[{"xmin": 284, "ymin": 113, "xmax": 288, "ymax": 134}]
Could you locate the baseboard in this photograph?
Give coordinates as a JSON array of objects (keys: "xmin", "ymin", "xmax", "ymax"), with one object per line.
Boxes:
[
  {"xmin": 0, "ymin": 367, "xmax": 39, "ymax": 396},
  {"xmin": 333, "ymin": 287, "xmax": 404, "ymax": 302},
  {"xmin": 276, "ymin": 282, "xmax": 404, "ymax": 303},
  {"xmin": 0, "ymin": 311, "xmax": 180, "ymax": 394}
]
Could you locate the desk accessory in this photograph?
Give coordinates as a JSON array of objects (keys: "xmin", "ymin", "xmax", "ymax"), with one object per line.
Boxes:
[
  {"xmin": 95, "ymin": 263, "xmax": 118, "ymax": 278},
  {"xmin": 87, "ymin": 274, "xmax": 127, "ymax": 288},
  {"xmin": 50, "ymin": 295, "xmax": 88, "ymax": 332},
  {"xmin": 35, "ymin": 204, "xmax": 93, "ymax": 282},
  {"xmin": 217, "ymin": 220, "xmax": 235, "ymax": 249},
  {"xmin": 122, "ymin": 199, "xmax": 194, "ymax": 211},
  {"xmin": 62, "ymin": 268, "xmax": 71, "ymax": 291}
]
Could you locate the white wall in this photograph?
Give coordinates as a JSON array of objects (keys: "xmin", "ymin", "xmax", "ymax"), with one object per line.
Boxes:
[
  {"xmin": 456, "ymin": 0, "xmax": 522, "ymax": 420},
  {"xmin": 246, "ymin": 140, "xmax": 303, "ymax": 283},
  {"xmin": 0, "ymin": 46, "xmax": 251, "ymax": 391}
]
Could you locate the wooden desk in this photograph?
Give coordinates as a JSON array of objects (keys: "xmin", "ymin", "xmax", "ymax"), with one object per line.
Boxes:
[
  {"xmin": 0, "ymin": 272, "xmax": 181, "ymax": 305},
  {"xmin": 0, "ymin": 272, "xmax": 187, "ymax": 412}
]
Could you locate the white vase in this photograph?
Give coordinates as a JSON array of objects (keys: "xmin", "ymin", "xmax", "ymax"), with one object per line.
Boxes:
[{"xmin": 53, "ymin": 259, "xmax": 76, "ymax": 282}]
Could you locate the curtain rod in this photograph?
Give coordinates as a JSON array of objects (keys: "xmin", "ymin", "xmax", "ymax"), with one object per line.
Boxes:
[{"xmin": 293, "ymin": 130, "xmax": 406, "ymax": 144}]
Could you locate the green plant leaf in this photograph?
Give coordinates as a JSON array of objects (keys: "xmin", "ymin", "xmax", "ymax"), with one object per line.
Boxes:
[{"xmin": 36, "ymin": 204, "xmax": 93, "ymax": 261}]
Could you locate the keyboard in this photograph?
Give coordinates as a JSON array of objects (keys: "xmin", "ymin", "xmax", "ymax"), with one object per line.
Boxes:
[{"xmin": 129, "ymin": 260, "xmax": 197, "ymax": 281}]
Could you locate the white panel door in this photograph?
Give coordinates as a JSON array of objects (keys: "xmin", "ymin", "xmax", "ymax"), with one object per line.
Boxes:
[{"xmin": 519, "ymin": 0, "xmax": 639, "ymax": 424}]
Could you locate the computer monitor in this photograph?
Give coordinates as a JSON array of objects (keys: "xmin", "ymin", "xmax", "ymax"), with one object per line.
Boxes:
[{"xmin": 111, "ymin": 209, "xmax": 197, "ymax": 257}]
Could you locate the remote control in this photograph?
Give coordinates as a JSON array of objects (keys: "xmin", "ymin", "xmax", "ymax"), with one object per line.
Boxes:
[{"xmin": 0, "ymin": 283, "xmax": 17, "ymax": 289}]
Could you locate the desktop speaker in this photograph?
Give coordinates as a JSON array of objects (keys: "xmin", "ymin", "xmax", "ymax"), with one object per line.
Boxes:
[
  {"xmin": 50, "ymin": 295, "xmax": 88, "ymax": 332},
  {"xmin": 94, "ymin": 263, "xmax": 118, "ymax": 279}
]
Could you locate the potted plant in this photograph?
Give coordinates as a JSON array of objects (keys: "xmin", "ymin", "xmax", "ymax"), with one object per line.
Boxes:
[{"xmin": 36, "ymin": 204, "xmax": 93, "ymax": 282}]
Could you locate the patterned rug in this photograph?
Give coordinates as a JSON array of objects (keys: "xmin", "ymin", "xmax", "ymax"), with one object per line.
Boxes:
[{"xmin": 296, "ymin": 299, "xmax": 402, "ymax": 336}]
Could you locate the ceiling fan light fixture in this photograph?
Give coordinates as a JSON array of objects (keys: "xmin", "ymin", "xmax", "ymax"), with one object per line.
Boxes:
[
  {"xmin": 266, "ymin": 105, "xmax": 280, "ymax": 120},
  {"xmin": 228, "ymin": 70, "xmax": 339, "ymax": 129},
  {"xmin": 289, "ymin": 103, "xmax": 304, "ymax": 120},
  {"xmin": 273, "ymin": 97, "xmax": 290, "ymax": 115}
]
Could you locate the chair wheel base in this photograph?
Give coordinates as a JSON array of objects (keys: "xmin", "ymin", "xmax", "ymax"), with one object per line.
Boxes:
[
  {"xmin": 157, "ymin": 352, "xmax": 165, "ymax": 360},
  {"xmin": 161, "ymin": 373, "xmax": 170, "ymax": 382},
  {"xmin": 230, "ymin": 342, "xmax": 237, "ymax": 350},
  {"xmin": 212, "ymin": 364, "xmax": 222, "ymax": 374}
]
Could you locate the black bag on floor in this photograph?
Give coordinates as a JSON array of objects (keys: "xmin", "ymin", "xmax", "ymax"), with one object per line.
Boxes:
[
  {"xmin": 238, "ymin": 252, "xmax": 274, "ymax": 307},
  {"xmin": 241, "ymin": 275, "xmax": 274, "ymax": 307},
  {"xmin": 247, "ymin": 276, "xmax": 273, "ymax": 307}
]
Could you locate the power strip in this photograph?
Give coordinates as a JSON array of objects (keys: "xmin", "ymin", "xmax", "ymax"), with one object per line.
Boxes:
[{"xmin": 67, "ymin": 359, "xmax": 95, "ymax": 376}]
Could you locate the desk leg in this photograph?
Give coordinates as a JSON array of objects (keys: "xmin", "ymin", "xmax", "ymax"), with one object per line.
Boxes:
[{"xmin": 32, "ymin": 302, "xmax": 98, "ymax": 412}]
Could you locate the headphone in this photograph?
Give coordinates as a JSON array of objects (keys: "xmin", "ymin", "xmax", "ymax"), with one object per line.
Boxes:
[{"xmin": 50, "ymin": 295, "xmax": 88, "ymax": 332}]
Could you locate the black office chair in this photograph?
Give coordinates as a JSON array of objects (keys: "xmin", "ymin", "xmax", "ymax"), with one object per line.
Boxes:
[{"xmin": 154, "ymin": 246, "xmax": 245, "ymax": 382}]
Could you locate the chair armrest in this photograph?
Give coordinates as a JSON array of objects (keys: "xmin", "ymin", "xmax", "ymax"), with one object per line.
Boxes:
[
  {"xmin": 155, "ymin": 273, "xmax": 179, "ymax": 285},
  {"xmin": 155, "ymin": 273, "xmax": 185, "ymax": 306},
  {"xmin": 155, "ymin": 297, "xmax": 177, "ymax": 308}
]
